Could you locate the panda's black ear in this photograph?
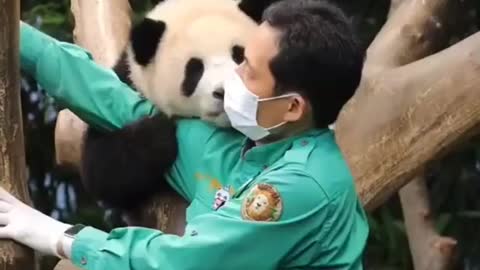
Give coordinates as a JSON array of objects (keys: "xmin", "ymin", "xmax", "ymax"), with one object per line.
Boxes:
[
  {"xmin": 130, "ymin": 18, "xmax": 166, "ymax": 66},
  {"xmin": 237, "ymin": 0, "xmax": 279, "ymax": 23}
]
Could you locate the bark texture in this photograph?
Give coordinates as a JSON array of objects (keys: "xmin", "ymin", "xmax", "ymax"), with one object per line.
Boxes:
[
  {"xmin": 0, "ymin": 0, "xmax": 35, "ymax": 268},
  {"xmin": 399, "ymin": 175, "xmax": 457, "ymax": 270},
  {"xmin": 385, "ymin": 1, "xmax": 460, "ymax": 268},
  {"xmin": 335, "ymin": 0, "xmax": 480, "ymax": 211}
]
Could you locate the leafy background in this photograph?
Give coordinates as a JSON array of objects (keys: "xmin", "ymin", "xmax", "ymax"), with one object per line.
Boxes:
[{"xmin": 18, "ymin": 0, "xmax": 480, "ymax": 269}]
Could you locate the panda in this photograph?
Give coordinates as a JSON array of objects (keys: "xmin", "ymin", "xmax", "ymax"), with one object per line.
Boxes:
[{"xmin": 80, "ymin": 0, "xmax": 279, "ymax": 219}]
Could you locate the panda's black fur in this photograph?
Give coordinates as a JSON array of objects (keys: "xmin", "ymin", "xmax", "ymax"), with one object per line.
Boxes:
[{"xmin": 80, "ymin": 0, "xmax": 280, "ymax": 223}]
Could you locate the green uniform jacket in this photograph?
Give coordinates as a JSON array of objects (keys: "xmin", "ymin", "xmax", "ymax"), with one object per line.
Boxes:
[{"xmin": 20, "ymin": 22, "xmax": 369, "ymax": 270}]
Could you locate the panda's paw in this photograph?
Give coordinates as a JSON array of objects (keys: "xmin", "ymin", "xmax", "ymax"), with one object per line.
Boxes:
[
  {"xmin": 81, "ymin": 113, "xmax": 178, "ymax": 210},
  {"xmin": 123, "ymin": 113, "xmax": 179, "ymax": 164}
]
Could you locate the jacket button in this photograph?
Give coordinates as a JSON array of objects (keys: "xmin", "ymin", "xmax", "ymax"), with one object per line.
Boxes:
[
  {"xmin": 301, "ymin": 140, "xmax": 308, "ymax": 146},
  {"xmin": 80, "ymin": 257, "xmax": 87, "ymax": 265}
]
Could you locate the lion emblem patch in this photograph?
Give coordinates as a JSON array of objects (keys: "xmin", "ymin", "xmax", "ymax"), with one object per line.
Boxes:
[{"xmin": 241, "ymin": 183, "xmax": 282, "ymax": 221}]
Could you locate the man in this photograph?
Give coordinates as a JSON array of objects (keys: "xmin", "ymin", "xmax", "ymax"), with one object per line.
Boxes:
[{"xmin": 0, "ymin": 0, "xmax": 368, "ymax": 269}]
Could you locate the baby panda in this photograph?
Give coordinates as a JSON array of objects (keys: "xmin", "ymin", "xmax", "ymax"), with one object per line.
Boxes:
[{"xmin": 80, "ymin": 0, "xmax": 276, "ymax": 218}]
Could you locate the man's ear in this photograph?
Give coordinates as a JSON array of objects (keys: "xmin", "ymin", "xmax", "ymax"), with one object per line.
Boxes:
[{"xmin": 283, "ymin": 95, "xmax": 307, "ymax": 122}]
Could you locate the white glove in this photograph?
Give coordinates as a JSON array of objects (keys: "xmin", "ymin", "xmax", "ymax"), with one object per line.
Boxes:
[{"xmin": 0, "ymin": 187, "xmax": 72, "ymax": 257}]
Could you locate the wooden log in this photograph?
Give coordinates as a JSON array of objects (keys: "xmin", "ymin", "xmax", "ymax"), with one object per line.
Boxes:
[{"xmin": 0, "ymin": 0, "xmax": 35, "ymax": 268}]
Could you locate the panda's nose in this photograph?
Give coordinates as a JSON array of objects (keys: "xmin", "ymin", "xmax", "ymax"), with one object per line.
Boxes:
[{"xmin": 212, "ymin": 87, "xmax": 224, "ymax": 100}]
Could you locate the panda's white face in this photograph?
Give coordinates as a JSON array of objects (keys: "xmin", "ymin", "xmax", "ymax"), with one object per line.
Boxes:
[
  {"xmin": 125, "ymin": 0, "xmax": 258, "ymax": 127},
  {"xmin": 191, "ymin": 55, "xmax": 238, "ymax": 127}
]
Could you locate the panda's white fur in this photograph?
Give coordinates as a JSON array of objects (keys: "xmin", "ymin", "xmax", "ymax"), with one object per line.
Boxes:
[{"xmin": 125, "ymin": 0, "xmax": 258, "ymax": 127}]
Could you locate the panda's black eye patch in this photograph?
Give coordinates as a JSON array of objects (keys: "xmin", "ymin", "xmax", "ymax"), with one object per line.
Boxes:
[
  {"xmin": 182, "ymin": 58, "xmax": 204, "ymax": 97},
  {"xmin": 231, "ymin": 45, "xmax": 245, "ymax": 64}
]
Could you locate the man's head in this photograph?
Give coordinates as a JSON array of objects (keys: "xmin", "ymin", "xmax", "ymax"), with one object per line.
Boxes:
[{"xmin": 224, "ymin": 0, "xmax": 365, "ymax": 142}]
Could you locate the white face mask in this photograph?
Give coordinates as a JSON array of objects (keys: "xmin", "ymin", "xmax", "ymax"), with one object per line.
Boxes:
[{"xmin": 223, "ymin": 71, "xmax": 298, "ymax": 141}]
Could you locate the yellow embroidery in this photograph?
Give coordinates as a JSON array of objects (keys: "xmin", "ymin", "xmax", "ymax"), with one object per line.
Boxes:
[
  {"xmin": 195, "ymin": 172, "xmax": 235, "ymax": 194},
  {"xmin": 210, "ymin": 179, "xmax": 222, "ymax": 191},
  {"xmin": 195, "ymin": 172, "xmax": 204, "ymax": 180}
]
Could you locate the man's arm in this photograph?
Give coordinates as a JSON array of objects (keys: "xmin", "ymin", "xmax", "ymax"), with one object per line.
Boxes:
[
  {"xmin": 20, "ymin": 22, "xmax": 156, "ymax": 131},
  {"xmin": 69, "ymin": 171, "xmax": 368, "ymax": 269}
]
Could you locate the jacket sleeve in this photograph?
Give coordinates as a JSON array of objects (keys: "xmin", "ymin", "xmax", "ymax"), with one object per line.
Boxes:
[
  {"xmin": 69, "ymin": 171, "xmax": 368, "ymax": 270},
  {"xmin": 20, "ymin": 22, "xmax": 156, "ymax": 131}
]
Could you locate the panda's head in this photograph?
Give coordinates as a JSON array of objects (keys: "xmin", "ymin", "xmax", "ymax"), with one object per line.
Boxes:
[{"xmin": 120, "ymin": 0, "xmax": 267, "ymax": 127}]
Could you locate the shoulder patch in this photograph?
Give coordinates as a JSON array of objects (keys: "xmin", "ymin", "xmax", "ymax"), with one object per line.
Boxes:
[{"xmin": 241, "ymin": 184, "xmax": 283, "ymax": 222}]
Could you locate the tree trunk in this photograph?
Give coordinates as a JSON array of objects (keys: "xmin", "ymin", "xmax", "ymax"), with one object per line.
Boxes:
[{"xmin": 0, "ymin": 0, "xmax": 35, "ymax": 269}]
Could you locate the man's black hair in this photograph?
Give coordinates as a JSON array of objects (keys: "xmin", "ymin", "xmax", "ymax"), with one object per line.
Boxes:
[{"xmin": 262, "ymin": 0, "xmax": 365, "ymax": 128}]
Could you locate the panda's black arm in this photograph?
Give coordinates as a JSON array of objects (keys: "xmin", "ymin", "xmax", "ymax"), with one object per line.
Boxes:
[
  {"xmin": 112, "ymin": 51, "xmax": 134, "ymax": 87},
  {"xmin": 80, "ymin": 112, "xmax": 178, "ymax": 211}
]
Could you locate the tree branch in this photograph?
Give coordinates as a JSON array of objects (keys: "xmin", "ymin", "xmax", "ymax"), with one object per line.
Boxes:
[
  {"xmin": 366, "ymin": 0, "xmax": 461, "ymax": 74},
  {"xmin": 70, "ymin": 0, "xmax": 132, "ymax": 67},
  {"xmin": 399, "ymin": 174, "xmax": 457, "ymax": 270},
  {"xmin": 337, "ymin": 30, "xmax": 480, "ymax": 210}
]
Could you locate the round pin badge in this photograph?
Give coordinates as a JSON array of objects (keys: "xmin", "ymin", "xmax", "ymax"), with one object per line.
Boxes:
[{"xmin": 241, "ymin": 183, "xmax": 283, "ymax": 222}]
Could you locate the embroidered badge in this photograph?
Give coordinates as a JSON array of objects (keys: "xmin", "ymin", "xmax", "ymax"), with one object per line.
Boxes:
[
  {"xmin": 241, "ymin": 183, "xmax": 282, "ymax": 222},
  {"xmin": 213, "ymin": 185, "xmax": 231, "ymax": 211}
]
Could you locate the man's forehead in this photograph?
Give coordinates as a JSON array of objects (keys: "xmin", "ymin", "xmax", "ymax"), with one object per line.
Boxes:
[{"xmin": 244, "ymin": 22, "xmax": 280, "ymax": 67}]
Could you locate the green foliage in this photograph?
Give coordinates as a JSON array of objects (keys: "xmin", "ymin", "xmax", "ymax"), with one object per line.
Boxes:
[
  {"xmin": 18, "ymin": 0, "xmax": 480, "ymax": 269},
  {"xmin": 21, "ymin": 0, "xmax": 73, "ymax": 41}
]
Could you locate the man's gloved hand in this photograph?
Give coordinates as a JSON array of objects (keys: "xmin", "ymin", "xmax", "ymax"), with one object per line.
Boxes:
[{"xmin": 0, "ymin": 187, "xmax": 72, "ymax": 257}]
